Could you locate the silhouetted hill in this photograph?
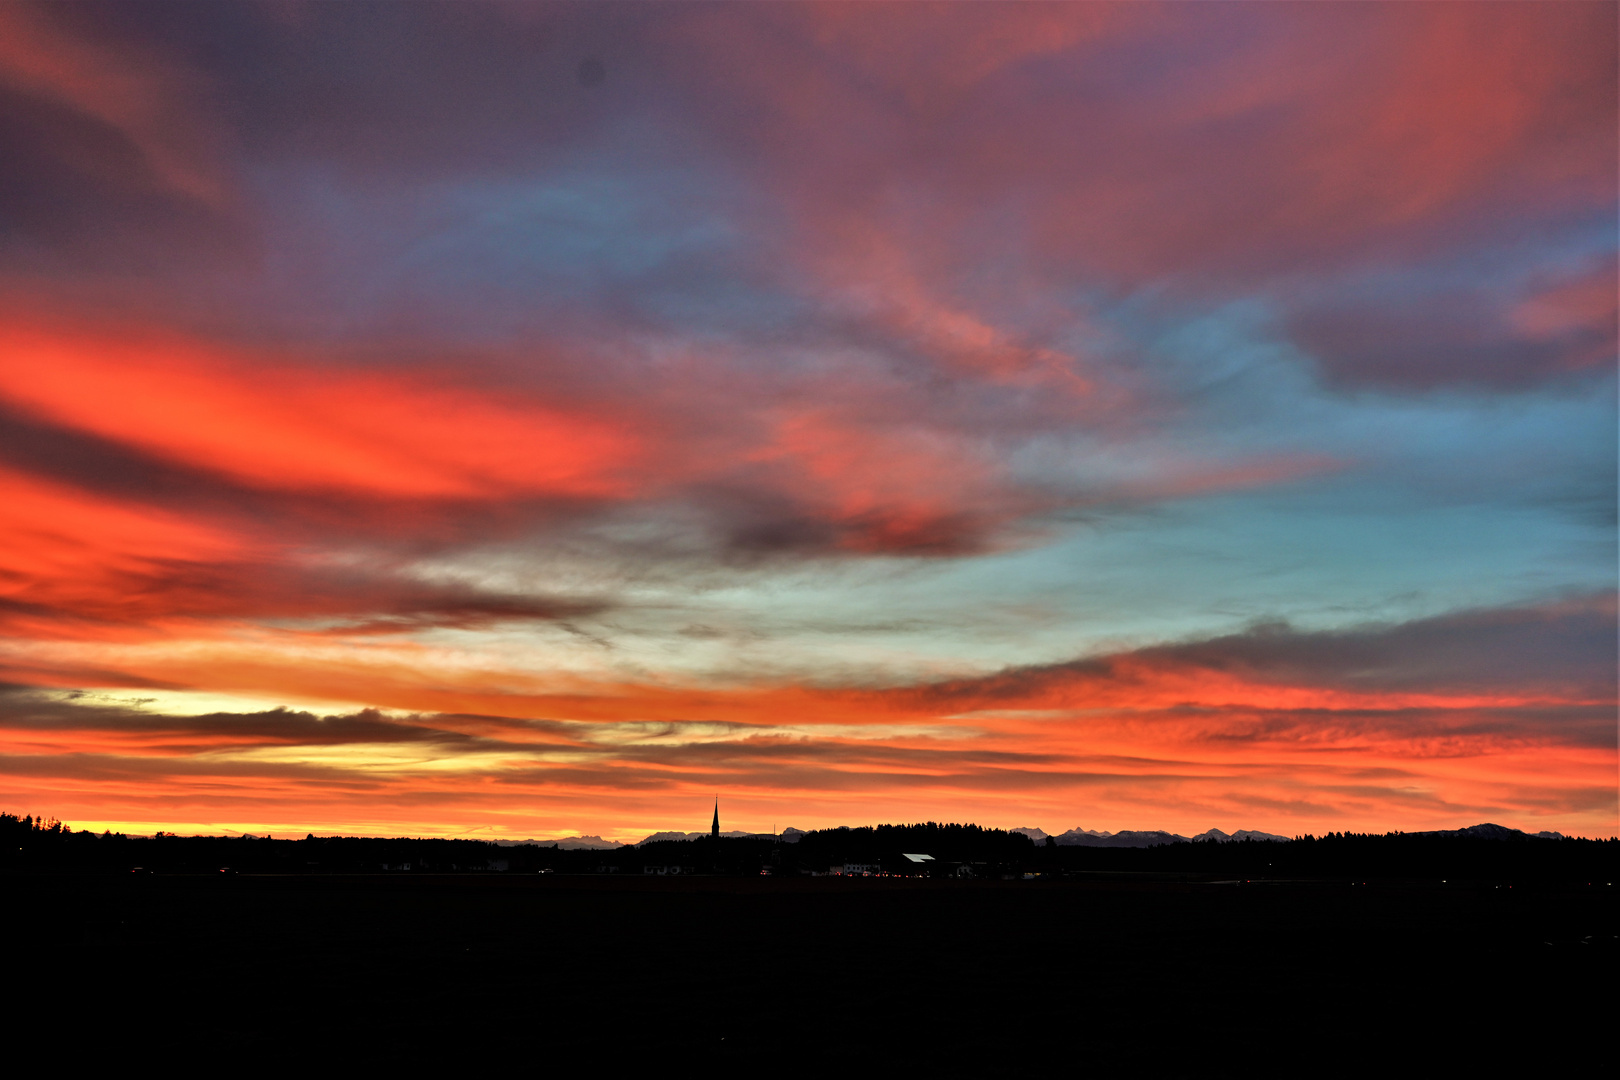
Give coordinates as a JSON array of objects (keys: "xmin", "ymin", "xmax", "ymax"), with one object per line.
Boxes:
[
  {"xmin": 1, "ymin": 813, "xmax": 1611, "ymax": 881},
  {"xmin": 1418, "ymin": 822, "xmax": 1565, "ymax": 840}
]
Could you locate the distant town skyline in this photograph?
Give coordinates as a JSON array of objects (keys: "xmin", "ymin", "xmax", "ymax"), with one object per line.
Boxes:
[{"xmin": 0, "ymin": 3, "xmax": 1614, "ymax": 839}]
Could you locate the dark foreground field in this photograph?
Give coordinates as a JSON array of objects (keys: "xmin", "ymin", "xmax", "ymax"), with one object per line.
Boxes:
[{"xmin": 6, "ymin": 873, "xmax": 1613, "ymax": 1073}]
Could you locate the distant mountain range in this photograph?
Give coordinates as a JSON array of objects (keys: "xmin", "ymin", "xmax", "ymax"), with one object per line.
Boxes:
[
  {"xmin": 1011, "ymin": 823, "xmax": 1568, "ymax": 846},
  {"xmin": 501, "ymin": 822, "xmax": 1565, "ymax": 851},
  {"xmin": 492, "ymin": 835, "xmax": 622, "ymax": 850},
  {"xmin": 1010, "ymin": 826, "xmax": 1292, "ymax": 847}
]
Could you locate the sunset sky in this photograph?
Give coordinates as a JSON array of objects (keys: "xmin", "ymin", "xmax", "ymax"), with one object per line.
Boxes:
[{"xmin": 0, "ymin": 1, "xmax": 1615, "ymax": 841}]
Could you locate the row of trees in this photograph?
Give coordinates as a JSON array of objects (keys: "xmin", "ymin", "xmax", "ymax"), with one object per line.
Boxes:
[{"xmin": 4, "ymin": 812, "xmax": 1613, "ymax": 880}]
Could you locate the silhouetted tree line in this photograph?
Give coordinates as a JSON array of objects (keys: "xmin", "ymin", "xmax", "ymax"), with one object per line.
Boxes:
[
  {"xmin": 799, "ymin": 821, "xmax": 1037, "ymax": 861},
  {"xmin": 1014, "ymin": 831, "xmax": 1617, "ymax": 881},
  {"xmin": 0, "ymin": 813, "xmax": 611, "ymax": 873},
  {"xmin": 3, "ymin": 811, "xmax": 1613, "ymax": 881}
]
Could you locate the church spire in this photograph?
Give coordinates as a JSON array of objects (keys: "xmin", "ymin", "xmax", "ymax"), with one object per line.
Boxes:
[{"xmin": 711, "ymin": 797, "xmax": 719, "ymax": 839}]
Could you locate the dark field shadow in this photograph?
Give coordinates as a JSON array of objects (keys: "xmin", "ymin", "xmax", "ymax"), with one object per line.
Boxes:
[{"xmin": 7, "ymin": 874, "xmax": 1613, "ymax": 1072}]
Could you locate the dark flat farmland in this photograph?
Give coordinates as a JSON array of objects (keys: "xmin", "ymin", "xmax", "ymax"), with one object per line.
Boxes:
[{"xmin": 7, "ymin": 874, "xmax": 1613, "ymax": 1072}]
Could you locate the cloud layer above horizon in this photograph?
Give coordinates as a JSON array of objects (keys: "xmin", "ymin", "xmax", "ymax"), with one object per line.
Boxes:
[{"xmin": 1, "ymin": 1, "xmax": 1614, "ymax": 839}]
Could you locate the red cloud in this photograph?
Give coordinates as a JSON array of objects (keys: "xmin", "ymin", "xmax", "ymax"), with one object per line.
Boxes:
[
  {"xmin": 0, "ymin": 325, "xmax": 641, "ymax": 499},
  {"xmin": 691, "ymin": 4, "xmax": 1611, "ymax": 293},
  {"xmin": 1512, "ymin": 261, "xmax": 1619, "ymax": 374},
  {"xmin": 0, "ymin": 464, "xmax": 246, "ymax": 635},
  {"xmin": 745, "ymin": 407, "xmax": 1032, "ymax": 555},
  {"xmin": 0, "ymin": 3, "xmax": 225, "ymax": 206},
  {"xmin": 2, "ymin": 598, "xmax": 1609, "ymax": 838}
]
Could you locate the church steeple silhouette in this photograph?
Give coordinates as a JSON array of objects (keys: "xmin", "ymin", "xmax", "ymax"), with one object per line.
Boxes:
[{"xmin": 711, "ymin": 798, "xmax": 719, "ymax": 839}]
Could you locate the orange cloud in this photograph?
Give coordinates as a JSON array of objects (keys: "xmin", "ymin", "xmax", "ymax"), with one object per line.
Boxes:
[
  {"xmin": 0, "ymin": 325, "xmax": 640, "ymax": 499},
  {"xmin": 0, "ymin": 465, "xmax": 249, "ymax": 635},
  {"xmin": 1, "ymin": 598, "xmax": 1610, "ymax": 838}
]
